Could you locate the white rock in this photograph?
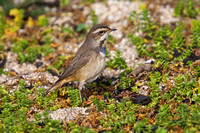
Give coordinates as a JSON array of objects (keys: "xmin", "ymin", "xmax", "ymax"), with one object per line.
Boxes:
[{"xmin": 49, "ymin": 107, "xmax": 89, "ymax": 122}]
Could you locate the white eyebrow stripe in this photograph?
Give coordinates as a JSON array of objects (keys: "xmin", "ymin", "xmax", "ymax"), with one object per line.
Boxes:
[{"xmin": 93, "ymin": 28, "xmax": 108, "ymax": 33}]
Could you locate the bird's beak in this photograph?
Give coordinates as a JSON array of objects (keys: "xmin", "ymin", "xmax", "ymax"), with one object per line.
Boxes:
[{"xmin": 110, "ymin": 28, "xmax": 117, "ymax": 32}]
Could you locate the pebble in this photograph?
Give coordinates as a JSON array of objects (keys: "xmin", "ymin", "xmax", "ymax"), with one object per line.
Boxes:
[
  {"xmin": 154, "ymin": 5, "xmax": 179, "ymax": 24},
  {"xmin": 48, "ymin": 107, "xmax": 89, "ymax": 122},
  {"xmin": 91, "ymin": 1, "xmax": 141, "ymax": 38},
  {"xmin": 5, "ymin": 52, "xmax": 37, "ymax": 75}
]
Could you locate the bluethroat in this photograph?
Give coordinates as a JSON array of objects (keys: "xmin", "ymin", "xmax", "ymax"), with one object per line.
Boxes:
[{"xmin": 45, "ymin": 24, "xmax": 117, "ymax": 102}]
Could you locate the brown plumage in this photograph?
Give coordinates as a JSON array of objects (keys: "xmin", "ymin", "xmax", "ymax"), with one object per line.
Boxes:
[{"xmin": 45, "ymin": 24, "xmax": 116, "ymax": 101}]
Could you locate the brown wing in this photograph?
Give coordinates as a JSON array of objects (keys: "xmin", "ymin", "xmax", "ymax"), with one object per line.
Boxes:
[{"xmin": 56, "ymin": 47, "xmax": 94, "ymax": 83}]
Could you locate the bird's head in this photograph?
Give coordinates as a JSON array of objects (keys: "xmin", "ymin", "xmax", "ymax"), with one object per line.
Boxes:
[{"xmin": 86, "ymin": 24, "xmax": 117, "ymax": 49}]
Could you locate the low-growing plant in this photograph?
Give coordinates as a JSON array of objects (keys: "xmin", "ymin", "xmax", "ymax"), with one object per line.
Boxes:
[
  {"xmin": 90, "ymin": 10, "xmax": 98, "ymax": 26},
  {"xmin": 85, "ymin": 0, "xmax": 95, "ymax": 4},
  {"xmin": 173, "ymin": 74, "xmax": 196, "ymax": 102},
  {"xmin": 42, "ymin": 44, "xmax": 55, "ymax": 56},
  {"xmin": 106, "ymin": 50, "xmax": 128, "ymax": 70},
  {"xmin": 148, "ymin": 71, "xmax": 162, "ymax": 106},
  {"xmin": 0, "ymin": 68, "xmax": 8, "ymax": 75},
  {"xmin": 11, "ymin": 38, "xmax": 55, "ymax": 63},
  {"xmin": 76, "ymin": 23, "xmax": 86, "ymax": 32},
  {"xmin": 174, "ymin": 0, "xmax": 184, "ymax": 17},
  {"xmin": 155, "ymin": 104, "xmax": 172, "ymax": 129},
  {"xmin": 119, "ymin": 76, "xmax": 132, "ymax": 89},
  {"xmin": 0, "ymin": 10, "xmax": 7, "ymax": 38},
  {"xmin": 67, "ymin": 87, "xmax": 81, "ymax": 107},
  {"xmin": 189, "ymin": 20, "xmax": 200, "ymax": 48},
  {"xmin": 128, "ymin": 13, "xmax": 196, "ymax": 63},
  {"xmin": 156, "ymin": 103, "xmax": 200, "ymax": 132},
  {"xmin": 140, "ymin": 9, "xmax": 157, "ymax": 38},
  {"xmin": 128, "ymin": 35, "xmax": 147, "ymax": 56},
  {"xmin": 61, "ymin": 0, "xmax": 70, "ymax": 6},
  {"xmin": 50, "ymin": 55, "xmax": 66, "ymax": 70},
  {"xmin": 0, "ymin": 0, "xmax": 15, "ymax": 15},
  {"xmin": 68, "ymin": 122, "xmax": 96, "ymax": 133},
  {"xmin": 43, "ymin": 35, "xmax": 53, "ymax": 45},
  {"xmin": 174, "ymin": 0, "xmax": 197, "ymax": 18},
  {"xmin": 100, "ymin": 100, "xmax": 136, "ymax": 131},
  {"xmin": 0, "ymin": 81, "xmax": 66, "ymax": 132},
  {"xmin": 195, "ymin": 65, "xmax": 200, "ymax": 79},
  {"xmin": 37, "ymin": 15, "xmax": 49, "ymax": 27},
  {"xmin": 9, "ymin": 8, "xmax": 24, "ymax": 31},
  {"xmin": 11, "ymin": 39, "xmax": 29, "ymax": 53},
  {"xmin": 35, "ymin": 111, "xmax": 65, "ymax": 132},
  {"xmin": 134, "ymin": 118, "xmax": 154, "ymax": 133},
  {"xmin": 168, "ymin": 22, "xmax": 185, "ymax": 51},
  {"xmin": 128, "ymin": 10, "xmax": 137, "ymax": 25},
  {"xmin": 92, "ymin": 97, "xmax": 107, "ymax": 111},
  {"xmin": 185, "ymin": 0, "xmax": 197, "ymax": 18},
  {"xmin": 61, "ymin": 26, "xmax": 75, "ymax": 37},
  {"xmin": 107, "ymin": 35, "xmax": 115, "ymax": 45}
]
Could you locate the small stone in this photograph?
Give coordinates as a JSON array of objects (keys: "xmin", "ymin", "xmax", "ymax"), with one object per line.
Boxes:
[
  {"xmin": 48, "ymin": 107, "xmax": 89, "ymax": 122},
  {"xmin": 35, "ymin": 61, "xmax": 43, "ymax": 68}
]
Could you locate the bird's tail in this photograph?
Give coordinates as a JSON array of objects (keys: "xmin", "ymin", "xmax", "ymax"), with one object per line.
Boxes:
[
  {"xmin": 45, "ymin": 80, "xmax": 63, "ymax": 95},
  {"xmin": 45, "ymin": 79, "xmax": 70, "ymax": 95}
]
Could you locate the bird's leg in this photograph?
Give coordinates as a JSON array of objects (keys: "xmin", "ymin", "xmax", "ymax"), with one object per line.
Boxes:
[
  {"xmin": 82, "ymin": 84, "xmax": 89, "ymax": 101},
  {"xmin": 78, "ymin": 81, "xmax": 85, "ymax": 102}
]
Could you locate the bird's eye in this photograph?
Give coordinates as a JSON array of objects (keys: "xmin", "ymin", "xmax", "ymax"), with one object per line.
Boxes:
[{"xmin": 99, "ymin": 31, "xmax": 105, "ymax": 34}]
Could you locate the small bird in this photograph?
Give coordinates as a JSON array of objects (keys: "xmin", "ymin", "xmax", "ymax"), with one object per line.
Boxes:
[{"xmin": 45, "ymin": 24, "xmax": 117, "ymax": 102}]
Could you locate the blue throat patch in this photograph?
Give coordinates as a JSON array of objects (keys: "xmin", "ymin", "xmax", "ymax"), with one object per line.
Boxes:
[{"xmin": 100, "ymin": 46, "xmax": 106, "ymax": 54}]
